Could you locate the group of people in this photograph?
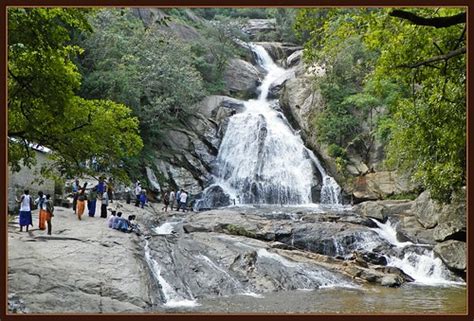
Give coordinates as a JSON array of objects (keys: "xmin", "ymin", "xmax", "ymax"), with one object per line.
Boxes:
[
  {"xmin": 161, "ymin": 189, "xmax": 189, "ymax": 212},
  {"xmin": 16, "ymin": 190, "xmax": 54, "ymax": 235},
  {"xmin": 16, "ymin": 176, "xmax": 195, "ymax": 236},
  {"xmin": 130, "ymin": 180, "xmax": 148, "ymax": 208},
  {"xmin": 106, "ymin": 211, "xmax": 140, "ymax": 234}
]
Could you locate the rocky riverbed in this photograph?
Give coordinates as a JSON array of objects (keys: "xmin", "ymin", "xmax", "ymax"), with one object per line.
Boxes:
[{"xmin": 8, "ymin": 197, "xmax": 466, "ymax": 314}]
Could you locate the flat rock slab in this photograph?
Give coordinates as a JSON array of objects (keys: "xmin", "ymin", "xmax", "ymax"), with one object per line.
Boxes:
[{"xmin": 8, "ymin": 203, "xmax": 154, "ymax": 313}]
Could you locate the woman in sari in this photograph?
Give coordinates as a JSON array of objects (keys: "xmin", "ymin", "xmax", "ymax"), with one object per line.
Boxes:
[
  {"xmin": 35, "ymin": 191, "xmax": 47, "ymax": 230},
  {"xmin": 76, "ymin": 183, "xmax": 87, "ymax": 220}
]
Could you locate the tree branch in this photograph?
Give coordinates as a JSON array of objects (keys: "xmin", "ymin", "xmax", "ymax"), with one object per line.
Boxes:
[
  {"xmin": 397, "ymin": 47, "xmax": 465, "ymax": 68},
  {"xmin": 68, "ymin": 111, "xmax": 92, "ymax": 132},
  {"xmin": 390, "ymin": 10, "xmax": 466, "ymax": 28}
]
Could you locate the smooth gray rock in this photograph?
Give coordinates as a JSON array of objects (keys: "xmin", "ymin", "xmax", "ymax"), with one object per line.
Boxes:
[
  {"xmin": 412, "ymin": 190, "xmax": 442, "ymax": 229},
  {"xmin": 224, "ymin": 59, "xmax": 261, "ymax": 99},
  {"xmin": 8, "ymin": 205, "xmax": 154, "ymax": 313},
  {"xmin": 433, "ymin": 190, "xmax": 466, "ymax": 242},
  {"xmin": 433, "ymin": 240, "xmax": 466, "ymax": 272}
]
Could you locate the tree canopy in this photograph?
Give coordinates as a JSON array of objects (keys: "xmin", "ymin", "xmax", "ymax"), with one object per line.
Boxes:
[
  {"xmin": 295, "ymin": 8, "xmax": 466, "ymax": 202},
  {"xmin": 8, "ymin": 8, "xmax": 143, "ymax": 181}
]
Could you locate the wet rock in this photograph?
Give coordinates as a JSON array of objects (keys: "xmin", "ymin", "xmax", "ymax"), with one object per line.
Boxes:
[
  {"xmin": 433, "ymin": 240, "xmax": 466, "ymax": 272},
  {"xmin": 254, "ymin": 42, "xmax": 303, "ymax": 65},
  {"xmin": 380, "ymin": 274, "xmax": 404, "ymax": 287},
  {"xmin": 354, "ymin": 201, "xmax": 387, "ymax": 222},
  {"xmin": 375, "ymin": 266, "xmax": 415, "ymax": 283},
  {"xmin": 360, "ymin": 251, "xmax": 388, "ymax": 266},
  {"xmin": 224, "ymin": 59, "xmax": 261, "ymax": 99}
]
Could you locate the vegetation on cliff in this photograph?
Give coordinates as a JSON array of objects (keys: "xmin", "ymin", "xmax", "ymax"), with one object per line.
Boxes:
[{"xmin": 295, "ymin": 8, "xmax": 466, "ymax": 202}]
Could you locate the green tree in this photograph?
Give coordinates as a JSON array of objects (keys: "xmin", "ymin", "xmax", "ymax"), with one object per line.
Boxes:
[
  {"xmin": 8, "ymin": 8, "xmax": 143, "ymax": 180},
  {"xmin": 78, "ymin": 9, "xmax": 206, "ymax": 146},
  {"xmin": 295, "ymin": 8, "xmax": 466, "ymax": 202}
]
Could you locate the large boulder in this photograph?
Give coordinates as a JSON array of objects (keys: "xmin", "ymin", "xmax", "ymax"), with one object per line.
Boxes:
[
  {"xmin": 354, "ymin": 201, "xmax": 387, "ymax": 222},
  {"xmin": 433, "ymin": 240, "xmax": 466, "ymax": 273},
  {"xmin": 242, "ymin": 19, "xmax": 276, "ymax": 39},
  {"xmin": 432, "ymin": 189, "xmax": 466, "ymax": 242},
  {"xmin": 351, "ymin": 172, "xmax": 416, "ymax": 201},
  {"xmin": 396, "ymin": 214, "xmax": 436, "ymax": 245},
  {"xmin": 254, "ymin": 42, "xmax": 303, "ymax": 63},
  {"xmin": 411, "ymin": 190, "xmax": 442, "ymax": 229},
  {"xmin": 224, "ymin": 59, "xmax": 261, "ymax": 99}
]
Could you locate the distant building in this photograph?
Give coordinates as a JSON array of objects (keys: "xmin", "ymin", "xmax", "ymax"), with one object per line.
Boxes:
[{"xmin": 8, "ymin": 147, "xmax": 55, "ymax": 213}]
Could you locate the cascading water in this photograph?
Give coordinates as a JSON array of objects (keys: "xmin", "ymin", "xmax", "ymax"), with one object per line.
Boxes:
[
  {"xmin": 369, "ymin": 219, "xmax": 464, "ymax": 285},
  {"xmin": 144, "ymin": 240, "xmax": 199, "ymax": 308},
  {"xmin": 196, "ymin": 44, "xmax": 341, "ymax": 209}
]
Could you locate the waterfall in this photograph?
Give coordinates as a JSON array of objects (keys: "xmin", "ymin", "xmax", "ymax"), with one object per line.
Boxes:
[
  {"xmin": 196, "ymin": 44, "xmax": 342, "ymax": 209},
  {"xmin": 369, "ymin": 219, "xmax": 465, "ymax": 285}
]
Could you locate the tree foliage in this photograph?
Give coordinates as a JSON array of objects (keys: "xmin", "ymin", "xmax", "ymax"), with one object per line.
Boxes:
[
  {"xmin": 295, "ymin": 8, "xmax": 466, "ymax": 202},
  {"xmin": 78, "ymin": 9, "xmax": 206, "ymax": 146},
  {"xmin": 8, "ymin": 8, "xmax": 143, "ymax": 180}
]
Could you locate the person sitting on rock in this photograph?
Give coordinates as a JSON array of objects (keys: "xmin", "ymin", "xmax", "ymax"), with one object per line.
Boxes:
[
  {"xmin": 107, "ymin": 210, "xmax": 117, "ymax": 228},
  {"xmin": 113, "ymin": 212, "xmax": 130, "ymax": 232},
  {"xmin": 127, "ymin": 215, "xmax": 140, "ymax": 235}
]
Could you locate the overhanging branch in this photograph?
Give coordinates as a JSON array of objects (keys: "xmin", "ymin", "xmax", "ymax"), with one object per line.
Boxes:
[
  {"xmin": 390, "ymin": 10, "xmax": 466, "ymax": 28},
  {"xmin": 397, "ymin": 47, "xmax": 466, "ymax": 68}
]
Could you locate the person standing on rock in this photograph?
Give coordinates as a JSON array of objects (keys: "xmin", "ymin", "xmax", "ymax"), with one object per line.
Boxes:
[
  {"xmin": 139, "ymin": 189, "xmax": 147, "ymax": 209},
  {"xmin": 87, "ymin": 186, "xmax": 98, "ymax": 217},
  {"xmin": 72, "ymin": 179, "xmax": 80, "ymax": 214},
  {"xmin": 134, "ymin": 183, "xmax": 142, "ymax": 207},
  {"xmin": 101, "ymin": 189, "xmax": 109, "ymax": 218},
  {"xmin": 169, "ymin": 190, "xmax": 175, "ymax": 211},
  {"xmin": 76, "ymin": 186, "xmax": 87, "ymax": 220},
  {"xmin": 125, "ymin": 186, "xmax": 131, "ymax": 204},
  {"xmin": 107, "ymin": 178, "xmax": 114, "ymax": 203},
  {"xmin": 16, "ymin": 190, "xmax": 33, "ymax": 232},
  {"xmin": 176, "ymin": 189, "xmax": 181, "ymax": 210},
  {"xmin": 35, "ymin": 191, "xmax": 47, "ymax": 230},
  {"xmin": 97, "ymin": 176, "xmax": 105, "ymax": 200},
  {"xmin": 162, "ymin": 191, "xmax": 170, "ymax": 212},
  {"xmin": 45, "ymin": 194, "xmax": 54, "ymax": 235},
  {"xmin": 179, "ymin": 189, "xmax": 188, "ymax": 212}
]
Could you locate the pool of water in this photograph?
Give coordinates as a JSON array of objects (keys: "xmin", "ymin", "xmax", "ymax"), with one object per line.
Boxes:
[{"xmin": 164, "ymin": 284, "xmax": 466, "ymax": 314}]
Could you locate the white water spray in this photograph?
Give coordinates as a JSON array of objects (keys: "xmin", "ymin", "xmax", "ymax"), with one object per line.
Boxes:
[
  {"xmin": 197, "ymin": 44, "xmax": 342, "ymax": 208},
  {"xmin": 370, "ymin": 219, "xmax": 464, "ymax": 285}
]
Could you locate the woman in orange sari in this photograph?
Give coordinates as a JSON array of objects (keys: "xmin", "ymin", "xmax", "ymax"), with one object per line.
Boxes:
[
  {"xmin": 76, "ymin": 183, "xmax": 88, "ymax": 220},
  {"xmin": 35, "ymin": 191, "xmax": 47, "ymax": 230}
]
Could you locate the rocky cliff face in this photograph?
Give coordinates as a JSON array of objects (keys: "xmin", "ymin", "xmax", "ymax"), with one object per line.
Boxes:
[{"xmin": 278, "ymin": 52, "xmax": 419, "ymax": 202}]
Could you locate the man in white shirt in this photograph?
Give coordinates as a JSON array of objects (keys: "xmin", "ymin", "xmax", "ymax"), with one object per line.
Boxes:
[{"xmin": 179, "ymin": 190, "xmax": 188, "ymax": 212}]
